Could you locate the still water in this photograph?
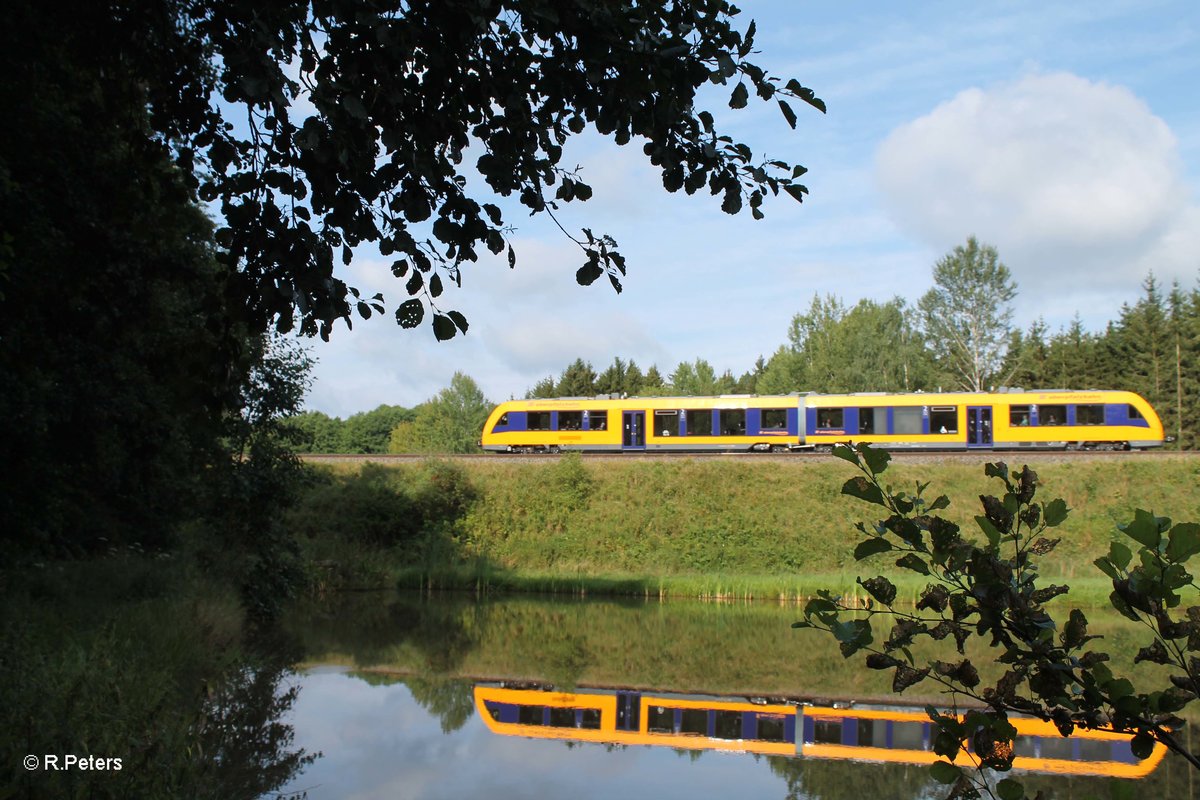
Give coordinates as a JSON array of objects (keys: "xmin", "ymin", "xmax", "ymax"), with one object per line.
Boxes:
[{"xmin": 277, "ymin": 592, "xmax": 1200, "ymax": 799}]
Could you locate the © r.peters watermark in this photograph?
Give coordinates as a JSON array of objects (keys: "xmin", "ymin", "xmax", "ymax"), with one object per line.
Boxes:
[{"xmin": 24, "ymin": 754, "xmax": 123, "ymax": 771}]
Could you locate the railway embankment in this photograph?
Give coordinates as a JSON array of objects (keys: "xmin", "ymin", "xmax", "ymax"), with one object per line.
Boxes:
[{"xmin": 291, "ymin": 453, "xmax": 1200, "ymax": 601}]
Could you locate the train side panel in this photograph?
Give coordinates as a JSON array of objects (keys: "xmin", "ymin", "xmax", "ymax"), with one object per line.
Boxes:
[{"xmin": 802, "ymin": 390, "xmax": 1164, "ymax": 451}]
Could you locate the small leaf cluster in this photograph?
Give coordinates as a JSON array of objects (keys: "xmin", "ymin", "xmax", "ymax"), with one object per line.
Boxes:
[{"xmin": 794, "ymin": 442, "xmax": 1200, "ymax": 799}]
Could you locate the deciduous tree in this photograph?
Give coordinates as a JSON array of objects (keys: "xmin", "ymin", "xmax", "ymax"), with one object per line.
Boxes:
[{"xmin": 918, "ymin": 237, "xmax": 1017, "ymax": 392}]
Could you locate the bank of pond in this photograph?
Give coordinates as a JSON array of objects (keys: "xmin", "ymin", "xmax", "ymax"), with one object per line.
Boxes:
[{"xmin": 292, "ymin": 454, "xmax": 1200, "ymax": 597}]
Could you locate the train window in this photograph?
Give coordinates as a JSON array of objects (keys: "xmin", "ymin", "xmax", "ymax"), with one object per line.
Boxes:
[
  {"xmin": 548, "ymin": 707, "xmax": 576, "ymax": 728},
  {"xmin": 761, "ymin": 409, "xmax": 788, "ymax": 430},
  {"xmin": 891, "ymin": 721, "xmax": 926, "ymax": 751},
  {"xmin": 714, "ymin": 710, "xmax": 742, "ymax": 740},
  {"xmin": 930, "ymin": 407, "xmax": 958, "ymax": 434},
  {"xmin": 1010, "ymin": 406, "xmax": 1031, "ymax": 427},
  {"xmin": 585, "ymin": 410, "xmax": 608, "ymax": 431},
  {"xmin": 857, "ymin": 407, "xmax": 885, "ymax": 434},
  {"xmin": 1039, "ymin": 405, "xmax": 1066, "ymax": 426},
  {"xmin": 1075, "ymin": 404, "xmax": 1104, "ymax": 425},
  {"xmin": 558, "ymin": 411, "xmax": 583, "ymax": 431},
  {"xmin": 719, "ymin": 409, "xmax": 746, "ymax": 436},
  {"xmin": 812, "ymin": 718, "xmax": 841, "ymax": 745},
  {"xmin": 1127, "ymin": 404, "xmax": 1144, "ymax": 421},
  {"xmin": 654, "ymin": 410, "xmax": 678, "ymax": 437},
  {"xmin": 492, "ymin": 413, "xmax": 509, "ymax": 431},
  {"xmin": 755, "ymin": 714, "xmax": 786, "ymax": 742},
  {"xmin": 1078, "ymin": 738, "xmax": 1113, "ymax": 762},
  {"xmin": 815, "ymin": 408, "xmax": 844, "ymax": 430},
  {"xmin": 685, "ymin": 409, "xmax": 713, "ymax": 436},
  {"xmin": 858, "ymin": 718, "xmax": 885, "ymax": 747},
  {"xmin": 1039, "ymin": 736, "xmax": 1074, "ymax": 760},
  {"xmin": 648, "ymin": 706, "xmax": 673, "ymax": 734},
  {"xmin": 527, "ymin": 411, "xmax": 552, "ymax": 431},
  {"xmin": 580, "ymin": 709, "xmax": 601, "ymax": 729},
  {"xmin": 894, "ymin": 407, "xmax": 923, "ymax": 435},
  {"xmin": 681, "ymin": 708, "xmax": 707, "ymax": 735},
  {"xmin": 518, "ymin": 705, "xmax": 546, "ymax": 726}
]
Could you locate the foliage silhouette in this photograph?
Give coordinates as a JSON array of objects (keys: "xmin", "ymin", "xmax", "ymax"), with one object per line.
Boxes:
[{"xmin": 796, "ymin": 442, "xmax": 1200, "ymax": 799}]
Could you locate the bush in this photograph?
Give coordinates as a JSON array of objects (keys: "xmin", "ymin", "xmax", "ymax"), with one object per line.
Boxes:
[
  {"xmin": 411, "ymin": 460, "xmax": 478, "ymax": 528},
  {"xmin": 288, "ymin": 465, "xmax": 420, "ymax": 548}
]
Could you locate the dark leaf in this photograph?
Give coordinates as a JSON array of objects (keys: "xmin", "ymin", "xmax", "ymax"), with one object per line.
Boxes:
[
  {"xmin": 859, "ymin": 576, "xmax": 897, "ymax": 606},
  {"xmin": 405, "ymin": 271, "xmax": 423, "ymax": 295},
  {"xmin": 1029, "ymin": 537, "xmax": 1059, "ymax": 555},
  {"xmin": 1135, "ymin": 640, "xmax": 1170, "ymax": 665},
  {"xmin": 1030, "ymin": 585, "xmax": 1069, "ymax": 605},
  {"xmin": 446, "ymin": 310, "xmax": 469, "ymax": 334},
  {"xmin": 1131, "ymin": 732, "xmax": 1156, "ymax": 759},
  {"xmin": 893, "ymin": 664, "xmax": 930, "ymax": 693},
  {"xmin": 729, "ymin": 82, "xmax": 749, "ymax": 109},
  {"xmin": 576, "ymin": 262, "xmax": 603, "ymax": 286},
  {"xmin": 395, "ymin": 298, "xmax": 424, "ymax": 329},
  {"xmin": 1043, "ymin": 498, "xmax": 1070, "ymax": 527},
  {"xmin": 928, "ymin": 760, "xmax": 961, "ymax": 785},
  {"xmin": 854, "ymin": 538, "xmax": 893, "ymax": 560},
  {"xmin": 928, "ymin": 494, "xmax": 951, "ymax": 511},
  {"xmin": 778, "ymin": 99, "xmax": 797, "ymax": 129},
  {"xmin": 860, "ymin": 443, "xmax": 891, "ymax": 475},
  {"xmin": 996, "ymin": 778, "xmax": 1024, "ymax": 800},
  {"xmin": 916, "ymin": 584, "xmax": 950, "ymax": 613},
  {"xmin": 896, "ymin": 553, "xmax": 931, "ymax": 575},
  {"xmin": 1167, "ymin": 522, "xmax": 1200, "ymax": 563},
  {"xmin": 842, "ymin": 476, "xmax": 886, "ymax": 507},
  {"xmin": 1061, "ymin": 608, "xmax": 1091, "ymax": 649},
  {"xmin": 432, "ymin": 313, "xmax": 456, "ymax": 341},
  {"xmin": 1119, "ymin": 509, "xmax": 1162, "ymax": 548},
  {"xmin": 866, "ymin": 653, "xmax": 901, "ymax": 670}
]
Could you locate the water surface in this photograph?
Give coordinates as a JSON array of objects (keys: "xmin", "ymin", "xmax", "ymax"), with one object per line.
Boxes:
[{"xmin": 279, "ymin": 592, "xmax": 1200, "ymax": 799}]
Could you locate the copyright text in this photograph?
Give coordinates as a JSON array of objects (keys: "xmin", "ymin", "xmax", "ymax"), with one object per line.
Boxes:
[{"xmin": 24, "ymin": 754, "xmax": 123, "ymax": 771}]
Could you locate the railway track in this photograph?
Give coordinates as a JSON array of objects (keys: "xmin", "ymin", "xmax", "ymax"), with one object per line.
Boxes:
[{"xmin": 301, "ymin": 449, "xmax": 1198, "ymax": 465}]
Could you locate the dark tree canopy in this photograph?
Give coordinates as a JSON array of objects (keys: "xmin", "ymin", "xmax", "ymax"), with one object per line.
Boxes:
[{"xmin": 48, "ymin": 0, "xmax": 822, "ymax": 341}]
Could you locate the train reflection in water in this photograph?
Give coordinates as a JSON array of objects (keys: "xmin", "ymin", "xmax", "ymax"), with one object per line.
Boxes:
[{"xmin": 474, "ymin": 685, "xmax": 1168, "ymax": 779}]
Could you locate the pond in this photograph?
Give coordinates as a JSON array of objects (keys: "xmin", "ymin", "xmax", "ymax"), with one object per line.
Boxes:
[{"xmin": 277, "ymin": 592, "xmax": 1200, "ymax": 799}]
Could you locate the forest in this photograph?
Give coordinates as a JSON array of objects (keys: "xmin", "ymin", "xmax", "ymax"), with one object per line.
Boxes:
[{"xmin": 291, "ymin": 267, "xmax": 1200, "ymax": 453}]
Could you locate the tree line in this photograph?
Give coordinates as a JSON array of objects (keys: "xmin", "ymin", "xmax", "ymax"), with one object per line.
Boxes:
[
  {"xmin": 527, "ymin": 239, "xmax": 1200, "ymax": 448},
  {"xmin": 285, "ymin": 373, "xmax": 493, "ymax": 455}
]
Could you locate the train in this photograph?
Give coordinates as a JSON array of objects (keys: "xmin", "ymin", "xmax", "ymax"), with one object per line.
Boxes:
[
  {"xmin": 474, "ymin": 684, "xmax": 1169, "ymax": 779},
  {"xmin": 479, "ymin": 388, "xmax": 1165, "ymax": 453}
]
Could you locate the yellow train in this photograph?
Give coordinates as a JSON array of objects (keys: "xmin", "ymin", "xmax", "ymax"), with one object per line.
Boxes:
[
  {"xmin": 479, "ymin": 389, "xmax": 1164, "ymax": 453},
  {"xmin": 474, "ymin": 684, "xmax": 1169, "ymax": 778}
]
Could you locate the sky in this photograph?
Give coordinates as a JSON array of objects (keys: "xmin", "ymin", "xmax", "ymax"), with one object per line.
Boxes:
[{"xmin": 299, "ymin": 0, "xmax": 1200, "ymax": 418}]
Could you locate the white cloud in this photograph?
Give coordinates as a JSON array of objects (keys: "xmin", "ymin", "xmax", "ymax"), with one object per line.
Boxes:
[{"xmin": 875, "ymin": 71, "xmax": 1198, "ymax": 323}]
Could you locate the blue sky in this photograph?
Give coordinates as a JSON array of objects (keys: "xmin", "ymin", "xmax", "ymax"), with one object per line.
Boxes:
[{"xmin": 301, "ymin": 0, "xmax": 1200, "ymax": 417}]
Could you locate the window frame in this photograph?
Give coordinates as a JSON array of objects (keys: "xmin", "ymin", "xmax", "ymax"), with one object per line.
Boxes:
[{"xmin": 815, "ymin": 408, "xmax": 844, "ymax": 430}]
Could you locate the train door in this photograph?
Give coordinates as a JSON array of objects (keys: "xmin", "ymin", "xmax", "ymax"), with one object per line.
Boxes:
[
  {"xmin": 967, "ymin": 406, "xmax": 993, "ymax": 448},
  {"xmin": 622, "ymin": 411, "xmax": 645, "ymax": 450}
]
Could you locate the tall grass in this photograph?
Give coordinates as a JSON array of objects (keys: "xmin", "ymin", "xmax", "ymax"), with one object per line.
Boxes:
[{"xmin": 294, "ymin": 455, "xmax": 1200, "ymax": 601}]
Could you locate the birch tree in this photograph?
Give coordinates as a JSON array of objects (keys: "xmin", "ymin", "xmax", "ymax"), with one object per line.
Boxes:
[{"xmin": 919, "ymin": 237, "xmax": 1017, "ymax": 391}]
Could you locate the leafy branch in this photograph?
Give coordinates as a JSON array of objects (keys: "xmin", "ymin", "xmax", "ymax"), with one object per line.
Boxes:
[{"xmin": 794, "ymin": 442, "xmax": 1200, "ymax": 799}]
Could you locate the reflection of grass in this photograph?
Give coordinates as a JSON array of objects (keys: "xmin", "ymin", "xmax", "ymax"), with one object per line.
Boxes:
[
  {"xmin": 394, "ymin": 567, "xmax": 1119, "ymax": 606},
  {"xmin": 291, "ymin": 592, "xmax": 1188, "ymax": 710},
  {"xmin": 1, "ymin": 557, "xmax": 314, "ymax": 799},
  {"xmin": 299, "ymin": 456, "xmax": 1200, "ymax": 599}
]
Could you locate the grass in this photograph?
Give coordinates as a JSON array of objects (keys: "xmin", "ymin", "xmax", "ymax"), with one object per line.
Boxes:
[
  {"xmin": 294, "ymin": 454, "xmax": 1200, "ymax": 602},
  {"xmin": 0, "ymin": 553, "xmax": 313, "ymax": 799}
]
